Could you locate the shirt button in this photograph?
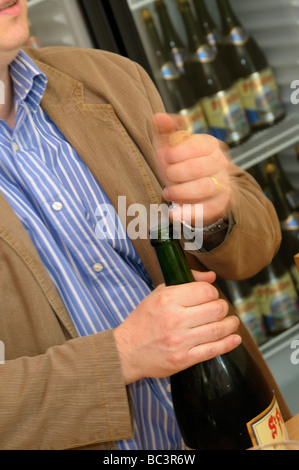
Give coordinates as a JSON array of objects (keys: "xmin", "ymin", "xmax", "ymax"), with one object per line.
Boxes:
[
  {"xmin": 93, "ymin": 263, "xmax": 103, "ymax": 273},
  {"xmin": 12, "ymin": 142, "xmax": 19, "ymax": 151},
  {"xmin": 52, "ymin": 201, "xmax": 63, "ymax": 211}
]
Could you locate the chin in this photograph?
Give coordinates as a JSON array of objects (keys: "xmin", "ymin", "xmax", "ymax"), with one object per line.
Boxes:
[{"xmin": 5, "ymin": 24, "xmax": 29, "ymax": 50}]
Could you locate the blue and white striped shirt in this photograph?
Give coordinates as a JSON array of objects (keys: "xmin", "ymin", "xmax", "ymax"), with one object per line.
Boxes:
[{"xmin": 0, "ymin": 50, "xmax": 184, "ymax": 450}]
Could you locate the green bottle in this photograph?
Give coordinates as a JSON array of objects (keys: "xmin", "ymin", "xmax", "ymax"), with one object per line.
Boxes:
[
  {"xmin": 265, "ymin": 162, "xmax": 299, "ymax": 291},
  {"xmin": 150, "ymin": 220, "xmax": 285, "ymax": 450},
  {"xmin": 154, "ymin": 0, "xmax": 187, "ymax": 74},
  {"xmin": 267, "ymin": 155, "xmax": 299, "ymax": 211},
  {"xmin": 142, "ymin": 9, "xmax": 208, "ymax": 134},
  {"xmin": 216, "ymin": 0, "xmax": 285, "ymax": 129},
  {"xmin": 177, "ymin": 0, "xmax": 250, "ymax": 147}
]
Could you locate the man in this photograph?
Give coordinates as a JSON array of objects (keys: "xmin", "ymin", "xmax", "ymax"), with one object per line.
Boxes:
[{"xmin": 0, "ymin": 0, "xmax": 289, "ymax": 450}]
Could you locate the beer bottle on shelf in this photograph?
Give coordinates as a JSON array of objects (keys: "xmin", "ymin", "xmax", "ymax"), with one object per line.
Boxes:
[
  {"xmin": 192, "ymin": 0, "xmax": 222, "ymax": 51},
  {"xmin": 254, "ymin": 255, "xmax": 299, "ymax": 336},
  {"xmin": 216, "ymin": 0, "xmax": 285, "ymax": 130},
  {"xmin": 154, "ymin": 0, "xmax": 187, "ymax": 75},
  {"xmin": 177, "ymin": 0, "xmax": 251, "ymax": 147},
  {"xmin": 265, "ymin": 161, "xmax": 299, "ymax": 290},
  {"xmin": 142, "ymin": 9, "xmax": 208, "ymax": 134},
  {"xmin": 150, "ymin": 219, "xmax": 287, "ymax": 450},
  {"xmin": 225, "ymin": 279, "xmax": 266, "ymax": 346},
  {"xmin": 267, "ymin": 155, "xmax": 299, "ymax": 211}
]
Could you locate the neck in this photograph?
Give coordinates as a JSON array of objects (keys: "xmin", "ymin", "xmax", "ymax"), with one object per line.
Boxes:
[{"xmin": 0, "ymin": 65, "xmax": 15, "ymax": 129}]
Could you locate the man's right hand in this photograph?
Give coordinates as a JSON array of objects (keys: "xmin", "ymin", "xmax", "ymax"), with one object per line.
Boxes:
[{"xmin": 113, "ymin": 271, "xmax": 241, "ymax": 385}]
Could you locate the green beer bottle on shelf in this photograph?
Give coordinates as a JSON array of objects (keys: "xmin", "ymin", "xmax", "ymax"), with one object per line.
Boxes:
[
  {"xmin": 142, "ymin": 9, "xmax": 208, "ymax": 134},
  {"xmin": 150, "ymin": 220, "xmax": 286, "ymax": 450},
  {"xmin": 267, "ymin": 155, "xmax": 299, "ymax": 211},
  {"xmin": 154, "ymin": 0, "xmax": 187, "ymax": 74},
  {"xmin": 265, "ymin": 162, "xmax": 299, "ymax": 292},
  {"xmin": 216, "ymin": 0, "xmax": 285, "ymax": 129},
  {"xmin": 177, "ymin": 0, "xmax": 250, "ymax": 147}
]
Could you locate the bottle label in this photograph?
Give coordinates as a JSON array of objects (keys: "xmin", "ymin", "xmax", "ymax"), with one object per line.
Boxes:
[
  {"xmin": 255, "ymin": 271, "xmax": 299, "ymax": 332},
  {"xmin": 195, "ymin": 44, "xmax": 217, "ymax": 63},
  {"xmin": 201, "ymin": 86, "xmax": 250, "ymax": 145},
  {"xmin": 161, "ymin": 61, "xmax": 181, "ymax": 80},
  {"xmin": 229, "ymin": 26, "xmax": 250, "ymax": 46},
  {"xmin": 206, "ymin": 29, "xmax": 222, "ymax": 50},
  {"xmin": 235, "ymin": 67, "xmax": 284, "ymax": 126},
  {"xmin": 234, "ymin": 294, "xmax": 266, "ymax": 345},
  {"xmin": 247, "ymin": 394, "xmax": 289, "ymax": 448},
  {"xmin": 171, "ymin": 47, "xmax": 187, "ymax": 74},
  {"xmin": 281, "ymin": 213, "xmax": 299, "ymax": 231},
  {"xmin": 179, "ymin": 102, "xmax": 209, "ymax": 134}
]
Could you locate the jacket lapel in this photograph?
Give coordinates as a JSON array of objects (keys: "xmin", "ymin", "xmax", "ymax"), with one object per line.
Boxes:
[{"xmin": 36, "ymin": 59, "xmax": 165, "ymax": 287}]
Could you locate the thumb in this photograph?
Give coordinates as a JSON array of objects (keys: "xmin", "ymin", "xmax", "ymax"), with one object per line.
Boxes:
[
  {"xmin": 151, "ymin": 113, "xmax": 192, "ymax": 187},
  {"xmin": 192, "ymin": 270, "xmax": 217, "ymax": 284},
  {"xmin": 152, "ymin": 112, "xmax": 186, "ymax": 150}
]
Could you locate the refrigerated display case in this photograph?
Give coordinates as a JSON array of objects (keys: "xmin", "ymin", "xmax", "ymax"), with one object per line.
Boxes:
[
  {"xmin": 27, "ymin": 0, "xmax": 299, "ymax": 416},
  {"xmin": 27, "ymin": 0, "xmax": 94, "ymax": 48}
]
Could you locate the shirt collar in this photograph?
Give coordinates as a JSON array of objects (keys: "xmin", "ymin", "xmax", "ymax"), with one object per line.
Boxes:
[{"xmin": 9, "ymin": 49, "xmax": 48, "ymax": 112}]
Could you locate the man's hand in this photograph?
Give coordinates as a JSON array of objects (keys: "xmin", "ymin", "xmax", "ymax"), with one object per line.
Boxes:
[
  {"xmin": 114, "ymin": 271, "xmax": 241, "ymax": 385},
  {"xmin": 152, "ymin": 113, "xmax": 232, "ymax": 226}
]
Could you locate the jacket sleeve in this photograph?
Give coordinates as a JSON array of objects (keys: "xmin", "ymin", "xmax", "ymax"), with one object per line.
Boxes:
[{"xmin": 0, "ymin": 330, "xmax": 132, "ymax": 450}]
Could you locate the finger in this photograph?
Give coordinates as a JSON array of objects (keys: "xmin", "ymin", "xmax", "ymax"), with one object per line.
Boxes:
[
  {"xmin": 184, "ymin": 298, "xmax": 229, "ymax": 329},
  {"xmin": 192, "ymin": 270, "xmax": 216, "ymax": 284},
  {"xmin": 188, "ymin": 334, "xmax": 242, "ymax": 365},
  {"xmin": 190, "ymin": 315, "xmax": 240, "ymax": 345},
  {"xmin": 165, "ymin": 281, "xmax": 219, "ymax": 307},
  {"xmin": 163, "ymin": 157, "xmax": 214, "ymax": 183},
  {"xmin": 164, "ymin": 134, "xmax": 219, "ymax": 164}
]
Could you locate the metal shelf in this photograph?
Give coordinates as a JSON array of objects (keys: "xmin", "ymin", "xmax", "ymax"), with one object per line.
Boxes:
[
  {"xmin": 27, "ymin": 0, "xmax": 44, "ymax": 8},
  {"xmin": 230, "ymin": 112, "xmax": 299, "ymax": 169}
]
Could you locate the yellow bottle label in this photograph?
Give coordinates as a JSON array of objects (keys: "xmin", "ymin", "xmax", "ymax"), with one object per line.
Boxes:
[
  {"xmin": 179, "ymin": 102, "xmax": 209, "ymax": 134},
  {"xmin": 255, "ymin": 271, "xmax": 299, "ymax": 332},
  {"xmin": 247, "ymin": 395, "xmax": 288, "ymax": 448},
  {"xmin": 235, "ymin": 67, "xmax": 284, "ymax": 126},
  {"xmin": 201, "ymin": 86, "xmax": 250, "ymax": 144},
  {"xmin": 234, "ymin": 294, "xmax": 266, "ymax": 345}
]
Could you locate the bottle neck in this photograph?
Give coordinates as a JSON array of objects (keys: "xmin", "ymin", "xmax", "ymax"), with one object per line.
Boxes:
[
  {"xmin": 269, "ymin": 155, "xmax": 294, "ymax": 193},
  {"xmin": 193, "ymin": 0, "xmax": 217, "ymax": 33},
  {"xmin": 155, "ymin": 0, "xmax": 182, "ymax": 47},
  {"xmin": 150, "ymin": 225, "xmax": 194, "ymax": 286},
  {"xmin": 142, "ymin": 10, "xmax": 168, "ymax": 68},
  {"xmin": 178, "ymin": 0, "xmax": 207, "ymax": 52},
  {"xmin": 265, "ymin": 163, "xmax": 291, "ymax": 221},
  {"xmin": 216, "ymin": 0, "xmax": 241, "ymax": 34}
]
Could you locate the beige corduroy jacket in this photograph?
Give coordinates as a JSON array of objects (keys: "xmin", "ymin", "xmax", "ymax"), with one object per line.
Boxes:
[{"xmin": 0, "ymin": 46, "xmax": 289, "ymax": 450}]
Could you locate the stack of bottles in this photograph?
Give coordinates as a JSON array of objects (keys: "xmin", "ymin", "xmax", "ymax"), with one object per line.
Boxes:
[
  {"xmin": 224, "ymin": 152, "xmax": 299, "ymax": 345},
  {"xmin": 141, "ymin": 0, "xmax": 285, "ymax": 147}
]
